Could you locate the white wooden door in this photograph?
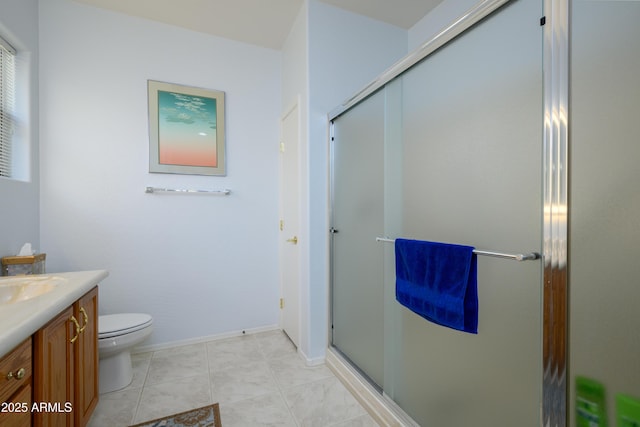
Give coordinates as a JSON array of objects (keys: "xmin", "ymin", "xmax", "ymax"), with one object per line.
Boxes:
[{"xmin": 279, "ymin": 101, "xmax": 300, "ymax": 347}]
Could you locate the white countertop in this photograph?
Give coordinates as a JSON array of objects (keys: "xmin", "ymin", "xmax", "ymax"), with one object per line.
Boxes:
[{"xmin": 0, "ymin": 270, "xmax": 109, "ymax": 358}]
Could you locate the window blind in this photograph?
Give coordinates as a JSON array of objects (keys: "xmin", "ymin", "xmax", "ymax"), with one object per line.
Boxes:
[{"xmin": 0, "ymin": 36, "xmax": 16, "ymax": 178}]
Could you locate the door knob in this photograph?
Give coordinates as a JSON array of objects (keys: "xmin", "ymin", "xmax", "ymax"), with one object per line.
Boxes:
[{"xmin": 286, "ymin": 236, "xmax": 298, "ymax": 245}]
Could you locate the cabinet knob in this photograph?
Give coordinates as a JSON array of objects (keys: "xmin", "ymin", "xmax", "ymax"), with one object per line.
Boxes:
[{"xmin": 6, "ymin": 367, "xmax": 26, "ymax": 380}]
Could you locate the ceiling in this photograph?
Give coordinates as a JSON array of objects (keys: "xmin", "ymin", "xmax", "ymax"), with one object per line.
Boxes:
[{"xmin": 72, "ymin": 0, "xmax": 444, "ymax": 50}]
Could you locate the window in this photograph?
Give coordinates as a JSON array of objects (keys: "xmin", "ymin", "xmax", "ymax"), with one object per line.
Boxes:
[{"xmin": 0, "ymin": 35, "xmax": 16, "ymax": 178}]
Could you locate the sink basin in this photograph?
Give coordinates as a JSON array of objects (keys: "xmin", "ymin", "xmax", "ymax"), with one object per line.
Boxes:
[{"xmin": 0, "ymin": 276, "xmax": 66, "ymax": 305}]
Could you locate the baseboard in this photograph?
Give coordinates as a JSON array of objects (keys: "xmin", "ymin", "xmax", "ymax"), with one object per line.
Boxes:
[
  {"xmin": 297, "ymin": 347, "xmax": 325, "ymax": 367},
  {"xmin": 135, "ymin": 325, "xmax": 329, "ymax": 369},
  {"xmin": 326, "ymin": 348, "xmax": 419, "ymax": 427},
  {"xmin": 132, "ymin": 324, "xmax": 280, "ymax": 354}
]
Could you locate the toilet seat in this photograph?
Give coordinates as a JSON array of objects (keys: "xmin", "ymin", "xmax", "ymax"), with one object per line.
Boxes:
[{"xmin": 99, "ymin": 313, "xmax": 153, "ymax": 339}]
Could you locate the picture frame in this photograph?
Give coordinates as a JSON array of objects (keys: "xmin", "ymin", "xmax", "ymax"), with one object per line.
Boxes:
[{"xmin": 148, "ymin": 80, "xmax": 226, "ymax": 176}]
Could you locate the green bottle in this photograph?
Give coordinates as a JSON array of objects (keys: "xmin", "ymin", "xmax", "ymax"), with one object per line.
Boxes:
[
  {"xmin": 616, "ymin": 394, "xmax": 640, "ymax": 427},
  {"xmin": 576, "ymin": 376, "xmax": 607, "ymax": 427}
]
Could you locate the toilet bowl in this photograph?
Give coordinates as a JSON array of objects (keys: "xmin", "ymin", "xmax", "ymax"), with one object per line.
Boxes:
[{"xmin": 98, "ymin": 313, "xmax": 153, "ymax": 394}]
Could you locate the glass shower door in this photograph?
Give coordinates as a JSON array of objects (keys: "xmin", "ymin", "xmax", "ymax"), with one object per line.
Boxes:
[
  {"xmin": 386, "ymin": 0, "xmax": 543, "ymax": 425},
  {"xmin": 330, "ymin": 89, "xmax": 385, "ymax": 388}
]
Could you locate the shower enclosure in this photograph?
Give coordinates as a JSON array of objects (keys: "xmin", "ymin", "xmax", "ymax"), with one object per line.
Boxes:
[
  {"xmin": 330, "ymin": 0, "xmax": 640, "ymax": 425},
  {"xmin": 331, "ymin": 1, "xmax": 543, "ymax": 425}
]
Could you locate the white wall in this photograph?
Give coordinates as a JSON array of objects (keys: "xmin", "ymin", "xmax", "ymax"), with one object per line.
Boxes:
[
  {"xmin": 282, "ymin": 6, "xmax": 308, "ymax": 113},
  {"xmin": 0, "ymin": 0, "xmax": 40, "ymax": 257},
  {"xmin": 39, "ymin": 0, "xmax": 282, "ymax": 347},
  {"xmin": 305, "ymin": 0, "xmax": 407, "ymax": 359}
]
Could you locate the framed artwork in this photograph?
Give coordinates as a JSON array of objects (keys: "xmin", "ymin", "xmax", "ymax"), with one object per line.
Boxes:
[{"xmin": 148, "ymin": 80, "xmax": 226, "ymax": 176}]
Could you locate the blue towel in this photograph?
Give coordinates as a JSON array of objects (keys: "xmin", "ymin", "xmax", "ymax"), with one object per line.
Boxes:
[{"xmin": 395, "ymin": 238, "xmax": 478, "ymax": 334}]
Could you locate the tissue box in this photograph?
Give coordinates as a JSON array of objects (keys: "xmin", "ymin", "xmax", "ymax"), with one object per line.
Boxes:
[{"xmin": 1, "ymin": 253, "xmax": 46, "ymax": 276}]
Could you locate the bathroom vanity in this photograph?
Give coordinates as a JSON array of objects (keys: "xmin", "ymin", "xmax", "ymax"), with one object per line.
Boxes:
[{"xmin": 0, "ymin": 270, "xmax": 108, "ymax": 427}]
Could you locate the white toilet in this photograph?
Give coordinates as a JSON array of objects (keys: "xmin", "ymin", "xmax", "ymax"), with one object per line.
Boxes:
[{"xmin": 98, "ymin": 313, "xmax": 153, "ymax": 394}]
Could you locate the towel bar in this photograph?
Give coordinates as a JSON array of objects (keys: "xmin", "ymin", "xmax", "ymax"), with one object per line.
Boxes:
[
  {"xmin": 375, "ymin": 237, "xmax": 540, "ymax": 261},
  {"xmin": 145, "ymin": 187, "xmax": 231, "ymax": 195}
]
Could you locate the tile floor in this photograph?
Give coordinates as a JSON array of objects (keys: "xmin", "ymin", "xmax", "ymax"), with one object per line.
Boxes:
[{"xmin": 88, "ymin": 330, "xmax": 380, "ymax": 426}]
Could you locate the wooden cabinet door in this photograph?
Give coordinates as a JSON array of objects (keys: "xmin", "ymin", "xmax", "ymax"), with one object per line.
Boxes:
[
  {"xmin": 33, "ymin": 306, "xmax": 75, "ymax": 427},
  {"xmin": 0, "ymin": 338, "xmax": 32, "ymax": 427},
  {"xmin": 74, "ymin": 287, "xmax": 99, "ymax": 427},
  {"xmin": 0, "ymin": 384, "xmax": 32, "ymax": 427}
]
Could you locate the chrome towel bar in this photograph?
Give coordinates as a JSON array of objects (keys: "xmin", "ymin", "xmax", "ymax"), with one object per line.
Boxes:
[
  {"xmin": 375, "ymin": 237, "xmax": 540, "ymax": 261},
  {"xmin": 145, "ymin": 186, "xmax": 231, "ymax": 195}
]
